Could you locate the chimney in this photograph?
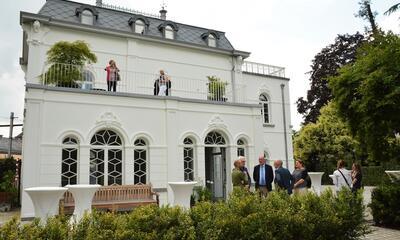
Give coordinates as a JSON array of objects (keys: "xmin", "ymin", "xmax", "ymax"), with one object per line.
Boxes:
[
  {"xmin": 160, "ymin": 7, "xmax": 167, "ymax": 20},
  {"xmin": 96, "ymin": 0, "xmax": 102, "ymax": 7}
]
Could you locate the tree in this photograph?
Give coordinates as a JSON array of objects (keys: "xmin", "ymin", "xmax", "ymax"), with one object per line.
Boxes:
[
  {"xmin": 41, "ymin": 40, "xmax": 97, "ymax": 87},
  {"xmin": 296, "ymin": 33, "xmax": 365, "ymax": 124},
  {"xmin": 329, "ymin": 33, "xmax": 400, "ymax": 163},
  {"xmin": 294, "ymin": 102, "xmax": 361, "ymax": 172},
  {"xmin": 385, "ymin": 3, "xmax": 400, "ymax": 15},
  {"xmin": 356, "ymin": 0, "xmax": 379, "ymax": 35}
]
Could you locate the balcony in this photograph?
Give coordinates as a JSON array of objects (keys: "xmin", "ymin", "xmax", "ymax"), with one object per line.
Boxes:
[
  {"xmin": 242, "ymin": 61, "xmax": 285, "ymax": 78},
  {"xmin": 40, "ymin": 63, "xmax": 247, "ymax": 104}
]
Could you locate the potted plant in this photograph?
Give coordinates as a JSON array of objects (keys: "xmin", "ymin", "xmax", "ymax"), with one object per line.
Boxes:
[{"xmin": 207, "ymin": 76, "xmax": 227, "ymax": 101}]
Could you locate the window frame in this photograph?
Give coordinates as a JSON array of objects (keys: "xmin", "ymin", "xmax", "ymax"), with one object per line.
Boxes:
[
  {"xmin": 61, "ymin": 136, "xmax": 79, "ymax": 187},
  {"xmin": 259, "ymin": 93, "xmax": 271, "ymax": 125},
  {"xmin": 134, "ymin": 19, "xmax": 146, "ymax": 34},
  {"xmin": 133, "ymin": 138, "xmax": 149, "ymax": 185},
  {"xmin": 208, "ymin": 34, "xmax": 217, "ymax": 47},
  {"xmin": 81, "ymin": 9, "xmax": 94, "ymax": 25},
  {"xmin": 183, "ymin": 137, "xmax": 195, "ymax": 182},
  {"xmin": 164, "ymin": 25, "xmax": 175, "ymax": 39}
]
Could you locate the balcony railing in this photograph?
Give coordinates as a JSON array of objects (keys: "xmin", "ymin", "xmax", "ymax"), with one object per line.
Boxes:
[
  {"xmin": 40, "ymin": 63, "xmax": 246, "ymax": 104},
  {"xmin": 242, "ymin": 61, "xmax": 285, "ymax": 78}
]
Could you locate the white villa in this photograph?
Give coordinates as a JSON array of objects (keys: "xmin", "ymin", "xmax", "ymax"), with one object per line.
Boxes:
[{"xmin": 19, "ymin": 0, "xmax": 294, "ymax": 219}]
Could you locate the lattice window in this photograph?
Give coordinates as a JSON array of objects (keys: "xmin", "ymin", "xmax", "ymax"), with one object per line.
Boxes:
[
  {"xmin": 237, "ymin": 139, "xmax": 246, "ymax": 157},
  {"xmin": 204, "ymin": 131, "xmax": 226, "ymax": 145},
  {"xmin": 183, "ymin": 137, "xmax": 195, "ymax": 181},
  {"xmin": 90, "ymin": 130, "xmax": 123, "ymax": 186},
  {"xmin": 61, "ymin": 136, "xmax": 79, "ymax": 187},
  {"xmin": 259, "ymin": 93, "xmax": 270, "ymax": 124},
  {"xmin": 134, "ymin": 139, "xmax": 147, "ymax": 185}
]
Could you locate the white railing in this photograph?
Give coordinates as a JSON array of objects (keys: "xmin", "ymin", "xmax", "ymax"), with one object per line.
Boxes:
[
  {"xmin": 101, "ymin": 3, "xmax": 161, "ymax": 19},
  {"xmin": 40, "ymin": 63, "xmax": 245, "ymax": 104},
  {"xmin": 242, "ymin": 61, "xmax": 285, "ymax": 78}
]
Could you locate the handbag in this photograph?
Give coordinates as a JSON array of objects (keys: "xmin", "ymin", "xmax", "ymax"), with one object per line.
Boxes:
[
  {"xmin": 116, "ymin": 72, "xmax": 121, "ymax": 81},
  {"xmin": 338, "ymin": 169, "xmax": 351, "ymax": 188}
]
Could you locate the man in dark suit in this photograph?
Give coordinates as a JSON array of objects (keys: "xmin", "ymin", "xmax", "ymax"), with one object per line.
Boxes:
[
  {"xmin": 274, "ymin": 160, "xmax": 294, "ymax": 195},
  {"xmin": 253, "ymin": 155, "xmax": 274, "ymax": 197}
]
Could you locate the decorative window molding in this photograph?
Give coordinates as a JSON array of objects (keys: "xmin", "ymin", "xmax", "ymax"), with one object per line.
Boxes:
[
  {"xmin": 208, "ymin": 114, "xmax": 228, "ymax": 130},
  {"xmin": 259, "ymin": 93, "xmax": 271, "ymax": 124},
  {"xmin": 128, "ymin": 16, "xmax": 150, "ymax": 34},
  {"xmin": 134, "ymin": 138, "xmax": 148, "ymax": 184},
  {"xmin": 75, "ymin": 6, "xmax": 99, "ymax": 25},
  {"xmin": 61, "ymin": 136, "xmax": 79, "ymax": 187},
  {"xmin": 204, "ymin": 131, "xmax": 226, "ymax": 145},
  {"xmin": 183, "ymin": 137, "xmax": 195, "ymax": 181}
]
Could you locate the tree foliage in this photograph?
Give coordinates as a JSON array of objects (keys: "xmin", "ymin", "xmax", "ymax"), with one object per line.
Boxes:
[
  {"xmin": 356, "ymin": 0, "xmax": 379, "ymax": 35},
  {"xmin": 329, "ymin": 32, "xmax": 400, "ymax": 163},
  {"xmin": 46, "ymin": 40, "xmax": 97, "ymax": 65},
  {"xmin": 297, "ymin": 33, "xmax": 365, "ymax": 124},
  {"xmin": 42, "ymin": 41, "xmax": 97, "ymax": 86},
  {"xmin": 294, "ymin": 102, "xmax": 360, "ymax": 172}
]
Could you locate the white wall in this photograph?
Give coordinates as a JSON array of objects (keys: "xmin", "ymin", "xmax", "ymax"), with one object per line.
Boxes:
[{"xmin": 21, "ymin": 87, "xmax": 263, "ymax": 218}]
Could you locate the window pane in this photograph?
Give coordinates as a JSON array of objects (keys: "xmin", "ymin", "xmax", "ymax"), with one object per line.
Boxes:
[
  {"xmin": 108, "ymin": 149, "xmax": 122, "ymax": 185},
  {"xmin": 184, "ymin": 147, "xmax": 194, "ymax": 181},
  {"xmin": 208, "ymin": 35, "xmax": 216, "ymax": 47},
  {"xmin": 135, "ymin": 20, "xmax": 145, "ymax": 34},
  {"xmin": 81, "ymin": 10, "xmax": 93, "ymax": 25},
  {"xmin": 90, "ymin": 149, "xmax": 105, "ymax": 185},
  {"xmin": 134, "ymin": 149, "xmax": 147, "ymax": 184},
  {"xmin": 165, "ymin": 29, "xmax": 174, "ymax": 39},
  {"xmin": 61, "ymin": 148, "xmax": 78, "ymax": 187}
]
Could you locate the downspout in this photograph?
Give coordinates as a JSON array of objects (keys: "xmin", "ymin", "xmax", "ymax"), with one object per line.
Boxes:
[
  {"xmin": 280, "ymin": 84, "xmax": 289, "ymax": 168},
  {"xmin": 231, "ymin": 56, "xmax": 236, "ymax": 103}
]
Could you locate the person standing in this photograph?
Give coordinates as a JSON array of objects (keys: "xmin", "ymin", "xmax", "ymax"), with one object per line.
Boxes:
[
  {"xmin": 292, "ymin": 160, "xmax": 308, "ymax": 195},
  {"xmin": 332, "ymin": 160, "xmax": 352, "ymax": 193},
  {"xmin": 351, "ymin": 163, "xmax": 363, "ymax": 193},
  {"xmin": 232, "ymin": 159, "xmax": 248, "ymax": 188},
  {"xmin": 157, "ymin": 70, "xmax": 171, "ymax": 96},
  {"xmin": 239, "ymin": 156, "xmax": 251, "ymax": 189},
  {"xmin": 253, "ymin": 155, "xmax": 273, "ymax": 197},
  {"xmin": 105, "ymin": 60, "xmax": 119, "ymax": 92},
  {"xmin": 274, "ymin": 160, "xmax": 294, "ymax": 195}
]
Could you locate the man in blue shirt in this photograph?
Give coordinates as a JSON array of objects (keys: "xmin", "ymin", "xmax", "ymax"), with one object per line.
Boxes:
[
  {"xmin": 253, "ymin": 155, "xmax": 273, "ymax": 197},
  {"xmin": 274, "ymin": 160, "xmax": 294, "ymax": 195}
]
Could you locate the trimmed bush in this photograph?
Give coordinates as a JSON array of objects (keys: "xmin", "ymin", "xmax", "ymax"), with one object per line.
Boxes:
[
  {"xmin": 0, "ymin": 189, "xmax": 369, "ymax": 240},
  {"xmin": 369, "ymin": 183, "xmax": 400, "ymax": 228}
]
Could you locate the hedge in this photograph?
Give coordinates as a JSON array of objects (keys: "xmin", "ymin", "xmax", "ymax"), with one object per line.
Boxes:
[
  {"xmin": 0, "ymin": 189, "xmax": 369, "ymax": 240},
  {"xmin": 369, "ymin": 182, "xmax": 400, "ymax": 228}
]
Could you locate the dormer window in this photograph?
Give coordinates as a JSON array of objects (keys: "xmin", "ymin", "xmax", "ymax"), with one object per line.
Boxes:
[
  {"xmin": 75, "ymin": 6, "xmax": 98, "ymax": 25},
  {"xmin": 81, "ymin": 10, "xmax": 94, "ymax": 25},
  {"xmin": 165, "ymin": 25, "xmax": 174, "ymax": 39},
  {"xmin": 158, "ymin": 22, "xmax": 178, "ymax": 40},
  {"xmin": 208, "ymin": 34, "xmax": 216, "ymax": 47},
  {"xmin": 135, "ymin": 20, "xmax": 145, "ymax": 34},
  {"xmin": 201, "ymin": 31, "xmax": 220, "ymax": 47}
]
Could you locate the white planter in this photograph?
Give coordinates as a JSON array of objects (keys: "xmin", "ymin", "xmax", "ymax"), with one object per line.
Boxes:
[
  {"xmin": 24, "ymin": 187, "xmax": 68, "ymax": 223},
  {"xmin": 308, "ymin": 172, "xmax": 324, "ymax": 195},
  {"xmin": 66, "ymin": 184, "xmax": 101, "ymax": 222},
  {"xmin": 385, "ymin": 170, "xmax": 400, "ymax": 182},
  {"xmin": 168, "ymin": 182, "xmax": 197, "ymax": 209}
]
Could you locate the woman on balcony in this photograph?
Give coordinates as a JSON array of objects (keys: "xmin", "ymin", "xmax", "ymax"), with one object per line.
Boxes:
[{"xmin": 105, "ymin": 60, "xmax": 119, "ymax": 92}]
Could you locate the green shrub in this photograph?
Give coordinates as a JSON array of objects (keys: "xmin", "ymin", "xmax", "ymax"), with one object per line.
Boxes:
[
  {"xmin": 0, "ymin": 189, "xmax": 369, "ymax": 240},
  {"xmin": 369, "ymin": 183, "xmax": 400, "ymax": 228}
]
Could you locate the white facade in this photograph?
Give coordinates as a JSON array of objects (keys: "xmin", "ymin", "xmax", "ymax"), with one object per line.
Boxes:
[{"xmin": 19, "ymin": 1, "xmax": 293, "ymax": 218}]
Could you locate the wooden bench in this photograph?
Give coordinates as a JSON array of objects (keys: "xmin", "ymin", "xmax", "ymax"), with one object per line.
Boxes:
[{"xmin": 60, "ymin": 184, "xmax": 159, "ymax": 214}]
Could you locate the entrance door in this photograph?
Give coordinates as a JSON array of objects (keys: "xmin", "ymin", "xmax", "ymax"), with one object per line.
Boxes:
[{"xmin": 205, "ymin": 147, "xmax": 226, "ymax": 201}]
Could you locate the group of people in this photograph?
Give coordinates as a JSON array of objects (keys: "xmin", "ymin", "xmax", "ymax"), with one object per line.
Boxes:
[
  {"xmin": 232, "ymin": 156, "xmax": 363, "ymax": 196},
  {"xmin": 105, "ymin": 60, "xmax": 172, "ymax": 95}
]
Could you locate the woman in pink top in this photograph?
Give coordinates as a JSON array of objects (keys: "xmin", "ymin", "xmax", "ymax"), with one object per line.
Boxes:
[{"xmin": 105, "ymin": 60, "xmax": 119, "ymax": 92}]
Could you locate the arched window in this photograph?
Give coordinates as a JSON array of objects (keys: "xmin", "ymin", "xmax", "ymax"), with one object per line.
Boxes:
[
  {"xmin": 135, "ymin": 19, "xmax": 145, "ymax": 34},
  {"xmin": 90, "ymin": 130, "xmax": 123, "ymax": 186},
  {"xmin": 259, "ymin": 93, "xmax": 270, "ymax": 124},
  {"xmin": 165, "ymin": 25, "xmax": 174, "ymax": 39},
  {"xmin": 81, "ymin": 10, "xmax": 94, "ymax": 25},
  {"xmin": 204, "ymin": 131, "xmax": 226, "ymax": 145},
  {"xmin": 183, "ymin": 137, "xmax": 195, "ymax": 181},
  {"xmin": 61, "ymin": 136, "xmax": 79, "ymax": 187},
  {"xmin": 237, "ymin": 138, "xmax": 246, "ymax": 157},
  {"xmin": 134, "ymin": 138, "xmax": 148, "ymax": 184},
  {"xmin": 208, "ymin": 34, "xmax": 216, "ymax": 47}
]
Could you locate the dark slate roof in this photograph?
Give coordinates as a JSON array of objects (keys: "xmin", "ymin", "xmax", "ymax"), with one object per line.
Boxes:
[
  {"xmin": 0, "ymin": 137, "xmax": 22, "ymax": 155},
  {"xmin": 38, "ymin": 0, "xmax": 235, "ymax": 51}
]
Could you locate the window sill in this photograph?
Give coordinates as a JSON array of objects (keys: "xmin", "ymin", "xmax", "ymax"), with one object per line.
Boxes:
[{"xmin": 263, "ymin": 123, "xmax": 275, "ymax": 128}]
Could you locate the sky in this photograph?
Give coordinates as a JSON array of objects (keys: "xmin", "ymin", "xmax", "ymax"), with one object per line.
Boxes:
[{"xmin": 1, "ymin": 0, "xmax": 400, "ymax": 137}]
